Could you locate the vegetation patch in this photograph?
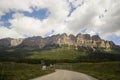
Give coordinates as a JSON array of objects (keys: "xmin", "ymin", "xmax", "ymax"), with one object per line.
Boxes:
[
  {"xmin": 0, "ymin": 62, "xmax": 54, "ymax": 80},
  {"xmin": 55, "ymin": 62, "xmax": 120, "ymax": 80}
]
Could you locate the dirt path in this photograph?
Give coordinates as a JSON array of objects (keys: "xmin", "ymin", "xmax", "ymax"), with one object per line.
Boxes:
[{"xmin": 31, "ymin": 69, "xmax": 98, "ymax": 80}]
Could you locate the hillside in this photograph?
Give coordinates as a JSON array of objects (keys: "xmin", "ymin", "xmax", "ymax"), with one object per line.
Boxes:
[{"xmin": 0, "ymin": 46, "xmax": 120, "ymax": 63}]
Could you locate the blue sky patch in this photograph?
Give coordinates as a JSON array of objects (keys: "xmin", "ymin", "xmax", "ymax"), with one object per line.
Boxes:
[
  {"xmin": 22, "ymin": 8, "xmax": 50, "ymax": 20},
  {"xmin": 68, "ymin": 2, "xmax": 76, "ymax": 17},
  {"xmin": 0, "ymin": 10, "xmax": 14, "ymax": 28},
  {"xmin": 80, "ymin": 28, "xmax": 87, "ymax": 33},
  {"xmin": 107, "ymin": 35, "xmax": 120, "ymax": 45},
  {"xmin": 0, "ymin": 8, "xmax": 50, "ymax": 29}
]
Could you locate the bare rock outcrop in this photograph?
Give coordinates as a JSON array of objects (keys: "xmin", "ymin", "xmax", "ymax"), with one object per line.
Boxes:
[
  {"xmin": 77, "ymin": 34, "xmax": 91, "ymax": 40},
  {"xmin": 76, "ymin": 34, "xmax": 91, "ymax": 46},
  {"xmin": 0, "ymin": 38, "xmax": 23, "ymax": 48},
  {"xmin": 20, "ymin": 36, "xmax": 45, "ymax": 48},
  {"xmin": 56, "ymin": 33, "xmax": 75, "ymax": 46},
  {"xmin": 0, "ymin": 33, "xmax": 116, "ymax": 49},
  {"xmin": 92, "ymin": 35, "xmax": 101, "ymax": 41},
  {"xmin": 11, "ymin": 39, "xmax": 23, "ymax": 47},
  {"xmin": 0, "ymin": 38, "xmax": 12, "ymax": 48}
]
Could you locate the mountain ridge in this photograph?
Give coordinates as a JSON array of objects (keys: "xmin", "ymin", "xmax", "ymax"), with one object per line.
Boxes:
[{"xmin": 0, "ymin": 33, "xmax": 117, "ymax": 50}]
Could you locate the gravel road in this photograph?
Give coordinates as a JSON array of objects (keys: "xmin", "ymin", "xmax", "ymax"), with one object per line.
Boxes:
[{"xmin": 32, "ymin": 69, "xmax": 97, "ymax": 80}]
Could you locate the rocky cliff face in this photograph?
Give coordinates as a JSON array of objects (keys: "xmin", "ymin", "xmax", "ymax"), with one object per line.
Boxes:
[
  {"xmin": 11, "ymin": 39, "xmax": 23, "ymax": 47},
  {"xmin": 0, "ymin": 38, "xmax": 23, "ymax": 48},
  {"xmin": 0, "ymin": 38, "xmax": 12, "ymax": 48},
  {"xmin": 56, "ymin": 33, "xmax": 75, "ymax": 46},
  {"xmin": 20, "ymin": 36, "xmax": 45, "ymax": 49},
  {"xmin": 0, "ymin": 33, "xmax": 116, "ymax": 49}
]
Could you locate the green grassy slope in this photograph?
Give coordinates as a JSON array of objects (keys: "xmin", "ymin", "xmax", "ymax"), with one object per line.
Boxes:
[
  {"xmin": 0, "ymin": 47, "xmax": 120, "ymax": 63},
  {"xmin": 27, "ymin": 47, "xmax": 86, "ymax": 60},
  {"xmin": 0, "ymin": 62, "xmax": 54, "ymax": 80}
]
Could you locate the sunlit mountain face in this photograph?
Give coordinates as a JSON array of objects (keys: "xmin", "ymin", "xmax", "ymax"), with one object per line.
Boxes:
[{"xmin": 0, "ymin": 0, "xmax": 120, "ymax": 45}]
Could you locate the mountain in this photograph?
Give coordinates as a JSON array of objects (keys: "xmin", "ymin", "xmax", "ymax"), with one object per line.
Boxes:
[
  {"xmin": 0, "ymin": 33, "xmax": 117, "ymax": 50},
  {"xmin": 0, "ymin": 38, "xmax": 23, "ymax": 48}
]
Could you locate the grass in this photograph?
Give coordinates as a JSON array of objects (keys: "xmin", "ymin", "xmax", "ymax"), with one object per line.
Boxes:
[
  {"xmin": 55, "ymin": 62, "xmax": 120, "ymax": 80},
  {"xmin": 0, "ymin": 47, "xmax": 120, "ymax": 62},
  {"xmin": 0, "ymin": 61, "xmax": 119, "ymax": 80},
  {"xmin": 0, "ymin": 62, "xmax": 54, "ymax": 80},
  {"xmin": 27, "ymin": 47, "xmax": 86, "ymax": 60}
]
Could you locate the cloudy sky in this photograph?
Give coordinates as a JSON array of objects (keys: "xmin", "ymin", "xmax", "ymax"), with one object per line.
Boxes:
[{"xmin": 0, "ymin": 0, "xmax": 120, "ymax": 45}]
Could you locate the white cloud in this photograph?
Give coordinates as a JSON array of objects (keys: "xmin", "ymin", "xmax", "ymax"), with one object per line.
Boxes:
[
  {"xmin": 66, "ymin": 1, "xmax": 97, "ymax": 34},
  {"xmin": 0, "ymin": 0, "xmax": 32, "ymax": 17},
  {"xmin": 66, "ymin": 0, "xmax": 120, "ymax": 38},
  {"xmin": 9, "ymin": 12, "xmax": 69, "ymax": 36},
  {"xmin": 0, "ymin": 27, "xmax": 22, "ymax": 39},
  {"xmin": 9, "ymin": 13, "xmax": 47, "ymax": 36},
  {"xmin": 93, "ymin": 0, "xmax": 120, "ymax": 38},
  {"xmin": 0, "ymin": 0, "xmax": 70, "ymax": 37}
]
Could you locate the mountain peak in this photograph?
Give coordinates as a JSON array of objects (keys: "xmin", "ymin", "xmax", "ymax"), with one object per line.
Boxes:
[
  {"xmin": 0, "ymin": 33, "xmax": 116, "ymax": 49},
  {"xmin": 92, "ymin": 35, "xmax": 101, "ymax": 41}
]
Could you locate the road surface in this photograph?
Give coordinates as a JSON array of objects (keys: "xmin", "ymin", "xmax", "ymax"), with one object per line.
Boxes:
[{"xmin": 31, "ymin": 69, "xmax": 97, "ymax": 80}]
